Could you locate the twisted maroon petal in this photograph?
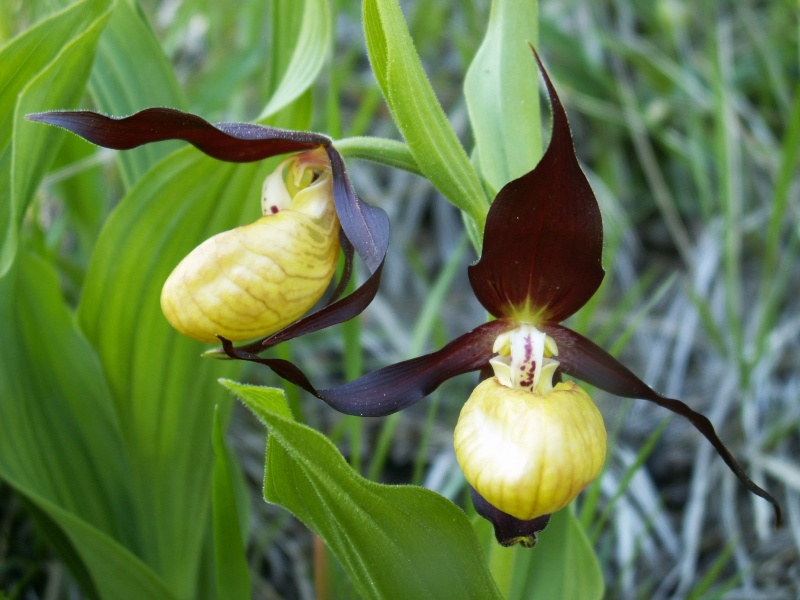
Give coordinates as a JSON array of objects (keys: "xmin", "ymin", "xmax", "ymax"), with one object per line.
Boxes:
[
  {"xmin": 468, "ymin": 48, "xmax": 604, "ymax": 322},
  {"xmin": 26, "ymin": 108, "xmax": 328, "ymax": 162},
  {"xmin": 545, "ymin": 323, "xmax": 782, "ymax": 527},
  {"xmin": 221, "ymin": 320, "xmax": 514, "ymax": 417}
]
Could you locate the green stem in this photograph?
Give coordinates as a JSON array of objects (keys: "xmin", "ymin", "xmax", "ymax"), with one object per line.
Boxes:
[
  {"xmin": 488, "ymin": 542, "xmax": 515, "ymax": 597},
  {"xmin": 341, "ymin": 273, "xmax": 363, "ymax": 473},
  {"xmin": 334, "ymin": 136, "xmax": 422, "ymax": 177}
]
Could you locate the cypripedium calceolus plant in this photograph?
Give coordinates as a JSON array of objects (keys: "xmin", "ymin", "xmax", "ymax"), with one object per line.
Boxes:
[{"xmin": 28, "ymin": 51, "xmax": 781, "ymax": 548}]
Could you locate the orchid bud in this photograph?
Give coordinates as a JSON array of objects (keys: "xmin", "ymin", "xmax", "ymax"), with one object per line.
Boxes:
[
  {"xmin": 161, "ymin": 148, "xmax": 340, "ymax": 343},
  {"xmin": 454, "ymin": 325, "xmax": 606, "ymax": 520}
]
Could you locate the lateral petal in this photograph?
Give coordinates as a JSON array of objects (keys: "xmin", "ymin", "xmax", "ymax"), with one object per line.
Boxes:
[
  {"xmin": 221, "ymin": 320, "xmax": 514, "ymax": 417},
  {"xmin": 544, "ymin": 324, "xmax": 782, "ymax": 527}
]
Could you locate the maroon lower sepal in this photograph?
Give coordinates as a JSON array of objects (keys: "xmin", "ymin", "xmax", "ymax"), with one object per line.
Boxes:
[{"xmin": 470, "ymin": 487, "xmax": 551, "ymax": 548}]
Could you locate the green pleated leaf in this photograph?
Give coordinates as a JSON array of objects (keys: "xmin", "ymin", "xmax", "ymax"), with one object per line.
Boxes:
[
  {"xmin": 0, "ymin": 251, "xmax": 176, "ymax": 597},
  {"xmin": 259, "ymin": 0, "xmax": 331, "ymax": 120},
  {"xmin": 221, "ymin": 380, "xmax": 503, "ymax": 600},
  {"xmin": 75, "ymin": 147, "xmax": 259, "ymax": 598},
  {"xmin": 8, "ymin": 480, "xmax": 176, "ymax": 600},
  {"xmin": 88, "ymin": 0, "xmax": 188, "ymax": 188},
  {"xmin": 0, "ymin": 0, "xmax": 113, "ymax": 278},
  {"xmin": 0, "ymin": 252, "xmax": 133, "ymax": 544},
  {"xmin": 464, "ymin": 0, "xmax": 541, "ymax": 195},
  {"xmin": 362, "ymin": 0, "xmax": 488, "ymax": 234},
  {"xmin": 212, "ymin": 408, "xmax": 252, "ymax": 600}
]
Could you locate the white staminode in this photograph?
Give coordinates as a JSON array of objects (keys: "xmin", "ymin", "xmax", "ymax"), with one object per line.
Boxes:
[
  {"xmin": 489, "ymin": 324, "xmax": 560, "ymax": 394},
  {"xmin": 261, "ymin": 161, "xmax": 293, "ymax": 215}
]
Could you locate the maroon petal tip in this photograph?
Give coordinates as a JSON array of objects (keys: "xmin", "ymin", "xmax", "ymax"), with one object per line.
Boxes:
[
  {"xmin": 547, "ymin": 324, "xmax": 783, "ymax": 528},
  {"xmin": 26, "ymin": 107, "xmax": 330, "ymax": 162}
]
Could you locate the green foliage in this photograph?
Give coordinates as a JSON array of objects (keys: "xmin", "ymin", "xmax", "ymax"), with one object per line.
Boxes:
[
  {"xmin": 464, "ymin": 0, "xmax": 541, "ymax": 195},
  {"xmin": 475, "ymin": 508, "xmax": 604, "ymax": 600},
  {"xmin": 0, "ymin": 0, "xmax": 112, "ymax": 278},
  {"xmin": 222, "ymin": 380, "xmax": 503, "ymax": 600},
  {"xmin": 259, "ymin": 0, "xmax": 331, "ymax": 120},
  {"xmin": 0, "ymin": 252, "xmax": 175, "ymax": 599},
  {"xmin": 363, "ymin": 0, "xmax": 489, "ymax": 247},
  {"xmin": 212, "ymin": 409, "xmax": 252, "ymax": 600},
  {"xmin": 0, "ymin": 0, "xmax": 328, "ymax": 597},
  {"xmin": 88, "ymin": 0, "xmax": 187, "ymax": 187}
]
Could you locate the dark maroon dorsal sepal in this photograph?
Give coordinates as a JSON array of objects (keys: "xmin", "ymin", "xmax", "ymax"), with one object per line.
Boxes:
[{"xmin": 468, "ymin": 49, "xmax": 604, "ymax": 324}]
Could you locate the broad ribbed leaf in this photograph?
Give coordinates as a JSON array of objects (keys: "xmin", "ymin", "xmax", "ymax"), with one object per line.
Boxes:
[
  {"xmin": 0, "ymin": 0, "xmax": 112, "ymax": 277},
  {"xmin": 0, "ymin": 252, "xmax": 175, "ymax": 597},
  {"xmin": 88, "ymin": 0, "xmax": 188, "ymax": 187},
  {"xmin": 464, "ymin": 0, "xmax": 541, "ymax": 194},
  {"xmin": 222, "ymin": 320, "xmax": 512, "ymax": 417},
  {"xmin": 0, "ymin": 252, "xmax": 131, "ymax": 538},
  {"xmin": 545, "ymin": 323, "xmax": 782, "ymax": 526},
  {"xmin": 9, "ymin": 482, "xmax": 177, "ymax": 600},
  {"xmin": 468, "ymin": 50, "xmax": 604, "ymax": 323},
  {"xmin": 221, "ymin": 380, "xmax": 503, "ymax": 600},
  {"xmin": 362, "ymin": 0, "xmax": 488, "ymax": 233},
  {"xmin": 76, "ymin": 148, "xmax": 251, "ymax": 598},
  {"xmin": 212, "ymin": 409, "xmax": 252, "ymax": 600},
  {"xmin": 259, "ymin": 0, "xmax": 331, "ymax": 119}
]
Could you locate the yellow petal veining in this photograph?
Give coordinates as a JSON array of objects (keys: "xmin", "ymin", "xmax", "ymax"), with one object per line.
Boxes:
[
  {"xmin": 454, "ymin": 324, "xmax": 606, "ymax": 520},
  {"xmin": 161, "ymin": 150, "xmax": 340, "ymax": 343}
]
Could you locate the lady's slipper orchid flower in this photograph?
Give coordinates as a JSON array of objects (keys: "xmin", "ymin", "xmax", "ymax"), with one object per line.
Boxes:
[
  {"xmin": 160, "ymin": 148, "xmax": 341, "ymax": 343},
  {"xmin": 222, "ymin": 53, "xmax": 780, "ymax": 546},
  {"xmin": 28, "ymin": 51, "xmax": 781, "ymax": 548},
  {"xmin": 27, "ymin": 108, "xmax": 390, "ymax": 350}
]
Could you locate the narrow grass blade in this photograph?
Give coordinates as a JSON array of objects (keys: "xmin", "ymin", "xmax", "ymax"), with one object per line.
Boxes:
[{"xmin": 362, "ymin": 0, "xmax": 488, "ymax": 239}]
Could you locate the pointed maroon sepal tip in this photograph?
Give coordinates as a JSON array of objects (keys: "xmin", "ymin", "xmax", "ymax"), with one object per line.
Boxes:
[
  {"xmin": 26, "ymin": 107, "xmax": 329, "ymax": 162},
  {"xmin": 220, "ymin": 320, "xmax": 514, "ymax": 417},
  {"xmin": 468, "ymin": 46, "xmax": 604, "ymax": 323},
  {"xmin": 545, "ymin": 324, "xmax": 783, "ymax": 528},
  {"xmin": 470, "ymin": 487, "xmax": 551, "ymax": 547}
]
